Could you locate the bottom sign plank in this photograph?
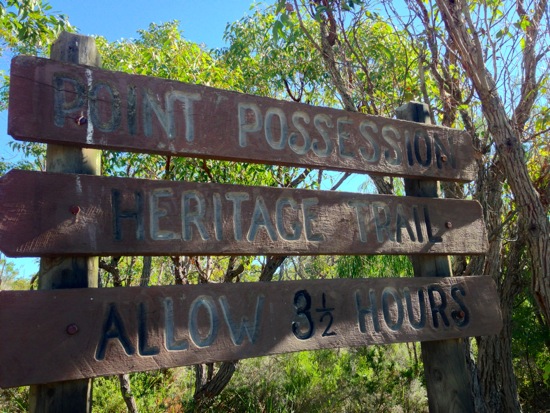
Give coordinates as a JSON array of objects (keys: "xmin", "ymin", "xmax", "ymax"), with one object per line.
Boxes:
[{"xmin": 0, "ymin": 276, "xmax": 501, "ymax": 388}]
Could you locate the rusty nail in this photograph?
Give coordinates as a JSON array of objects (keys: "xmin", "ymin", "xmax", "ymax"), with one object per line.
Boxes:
[
  {"xmin": 440, "ymin": 154, "xmax": 448, "ymax": 162},
  {"xmin": 66, "ymin": 324, "xmax": 79, "ymax": 335},
  {"xmin": 75, "ymin": 115, "xmax": 87, "ymax": 125},
  {"xmin": 457, "ymin": 311, "xmax": 465, "ymax": 319},
  {"xmin": 445, "ymin": 221, "xmax": 452, "ymax": 229}
]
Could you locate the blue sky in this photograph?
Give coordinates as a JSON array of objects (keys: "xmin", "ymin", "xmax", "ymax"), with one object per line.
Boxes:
[{"xmin": 47, "ymin": 0, "xmax": 260, "ymax": 47}]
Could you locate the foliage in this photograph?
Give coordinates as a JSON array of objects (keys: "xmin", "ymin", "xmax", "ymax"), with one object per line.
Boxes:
[
  {"xmin": 0, "ymin": 254, "xmax": 32, "ymax": 291},
  {"xmin": 223, "ymin": 4, "xmax": 335, "ymax": 105},
  {"xmin": 78, "ymin": 345, "xmax": 426, "ymax": 413},
  {"xmin": 0, "ymin": 0, "xmax": 71, "ymax": 55},
  {"xmin": 0, "ymin": 386, "xmax": 27, "ymax": 412},
  {"xmin": 93, "ymin": 369, "xmax": 193, "ymax": 413},
  {"xmin": 199, "ymin": 346, "xmax": 426, "ymax": 413},
  {"xmin": 2, "ymin": 0, "xmax": 549, "ymax": 411},
  {"xmin": 96, "ymin": 21, "xmax": 240, "ymax": 89},
  {"xmin": 0, "ymin": 0, "xmax": 72, "ymax": 172},
  {"xmin": 0, "ymin": 0, "xmax": 73, "ymax": 109},
  {"xmin": 511, "ymin": 291, "xmax": 550, "ymax": 409},
  {"xmin": 225, "ymin": 1, "xmax": 421, "ymax": 116},
  {"xmin": 336, "ymin": 255, "xmax": 413, "ymax": 279}
]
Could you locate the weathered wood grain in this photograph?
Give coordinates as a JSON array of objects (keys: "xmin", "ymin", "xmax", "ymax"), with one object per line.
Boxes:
[
  {"xmin": 0, "ymin": 170, "xmax": 487, "ymax": 257},
  {"xmin": 0, "ymin": 276, "xmax": 502, "ymax": 388},
  {"xmin": 28, "ymin": 32, "xmax": 101, "ymax": 413},
  {"xmin": 397, "ymin": 102, "xmax": 475, "ymax": 412},
  {"xmin": 9, "ymin": 55, "xmax": 478, "ymax": 181}
]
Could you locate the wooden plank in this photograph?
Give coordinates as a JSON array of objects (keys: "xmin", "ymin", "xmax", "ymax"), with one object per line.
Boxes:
[
  {"xmin": 0, "ymin": 170, "xmax": 488, "ymax": 257},
  {"xmin": 0, "ymin": 276, "xmax": 502, "ymax": 388},
  {"xmin": 9, "ymin": 55, "xmax": 478, "ymax": 182}
]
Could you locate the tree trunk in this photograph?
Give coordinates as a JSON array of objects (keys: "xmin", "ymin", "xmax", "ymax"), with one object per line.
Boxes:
[
  {"xmin": 478, "ymin": 216, "xmax": 526, "ymax": 413},
  {"xmin": 464, "ymin": 142, "xmax": 523, "ymax": 411},
  {"xmin": 434, "ymin": 0, "xmax": 550, "ymax": 326},
  {"xmin": 140, "ymin": 256, "xmax": 152, "ymax": 287},
  {"xmin": 118, "ymin": 374, "xmax": 139, "ymax": 413},
  {"xmin": 193, "ymin": 362, "xmax": 236, "ymax": 411}
]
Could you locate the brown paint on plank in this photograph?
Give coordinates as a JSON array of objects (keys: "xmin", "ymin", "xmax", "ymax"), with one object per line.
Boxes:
[
  {"xmin": 0, "ymin": 170, "xmax": 488, "ymax": 257},
  {"xmin": 9, "ymin": 55, "xmax": 478, "ymax": 182},
  {"xmin": 0, "ymin": 276, "xmax": 502, "ymax": 388}
]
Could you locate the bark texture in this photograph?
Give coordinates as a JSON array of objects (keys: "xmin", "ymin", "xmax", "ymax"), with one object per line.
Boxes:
[
  {"xmin": 434, "ymin": 0, "xmax": 550, "ymax": 326},
  {"xmin": 118, "ymin": 374, "xmax": 139, "ymax": 413}
]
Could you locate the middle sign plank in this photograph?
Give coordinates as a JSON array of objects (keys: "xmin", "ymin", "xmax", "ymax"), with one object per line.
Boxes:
[
  {"xmin": 9, "ymin": 55, "xmax": 477, "ymax": 182},
  {"xmin": 0, "ymin": 170, "xmax": 487, "ymax": 257}
]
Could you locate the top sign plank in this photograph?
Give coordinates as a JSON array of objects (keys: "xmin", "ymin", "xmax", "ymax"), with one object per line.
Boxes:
[{"xmin": 9, "ymin": 56, "xmax": 477, "ymax": 182}]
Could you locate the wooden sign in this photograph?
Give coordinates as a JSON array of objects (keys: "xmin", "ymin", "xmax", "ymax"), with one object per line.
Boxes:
[
  {"xmin": 9, "ymin": 56, "xmax": 477, "ymax": 182},
  {"xmin": 0, "ymin": 276, "xmax": 501, "ymax": 388},
  {"xmin": 0, "ymin": 170, "xmax": 487, "ymax": 257}
]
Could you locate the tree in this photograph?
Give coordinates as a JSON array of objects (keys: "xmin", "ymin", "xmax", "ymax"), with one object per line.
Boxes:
[
  {"xmin": 3, "ymin": 2, "xmax": 548, "ymax": 411},
  {"xmin": 269, "ymin": 0, "xmax": 549, "ymax": 411},
  {"xmin": 0, "ymin": 0, "xmax": 72, "ymax": 108},
  {"xmin": 389, "ymin": 1, "xmax": 549, "ymax": 410},
  {"xmin": 432, "ymin": 0, "xmax": 549, "ymax": 325},
  {"xmin": 0, "ymin": 0, "xmax": 72, "ymax": 174}
]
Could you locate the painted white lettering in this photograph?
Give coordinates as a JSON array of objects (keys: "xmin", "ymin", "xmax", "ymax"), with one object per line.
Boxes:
[
  {"xmin": 359, "ymin": 120, "xmax": 381, "ymax": 163},
  {"xmin": 225, "ymin": 192, "xmax": 250, "ymax": 241},
  {"xmin": 372, "ymin": 202, "xmax": 393, "ymax": 242},
  {"xmin": 381, "ymin": 125, "xmax": 402, "ymax": 165},
  {"xmin": 337, "ymin": 117, "xmax": 354, "ymax": 159},
  {"xmin": 312, "ymin": 114, "xmax": 334, "ymax": 157},
  {"xmin": 348, "ymin": 200, "xmax": 370, "ymax": 242},
  {"xmin": 53, "ymin": 74, "xmax": 85, "ymax": 127},
  {"xmin": 238, "ymin": 103, "xmax": 262, "ymax": 147},
  {"xmin": 219, "ymin": 295, "xmax": 265, "ymax": 345},
  {"xmin": 276, "ymin": 197, "xmax": 302, "ymax": 240},
  {"xmin": 302, "ymin": 198, "xmax": 324, "ymax": 242},
  {"xmin": 264, "ymin": 107, "xmax": 288, "ymax": 150},
  {"xmin": 181, "ymin": 191, "xmax": 209, "ymax": 241},
  {"xmin": 163, "ymin": 297, "xmax": 189, "ymax": 351},
  {"xmin": 289, "ymin": 111, "xmax": 311, "ymax": 155},
  {"xmin": 143, "ymin": 90, "xmax": 200, "ymax": 141},
  {"xmin": 89, "ymin": 82, "xmax": 121, "ymax": 133},
  {"xmin": 150, "ymin": 188, "xmax": 179, "ymax": 240},
  {"xmin": 188, "ymin": 296, "xmax": 219, "ymax": 348},
  {"xmin": 395, "ymin": 204, "xmax": 416, "ymax": 243},
  {"xmin": 213, "ymin": 193, "xmax": 224, "ymax": 241},
  {"xmin": 247, "ymin": 196, "xmax": 278, "ymax": 241}
]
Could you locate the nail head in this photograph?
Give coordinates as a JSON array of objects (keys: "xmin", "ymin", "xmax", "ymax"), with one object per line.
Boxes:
[
  {"xmin": 75, "ymin": 116, "xmax": 87, "ymax": 125},
  {"xmin": 66, "ymin": 324, "xmax": 79, "ymax": 335}
]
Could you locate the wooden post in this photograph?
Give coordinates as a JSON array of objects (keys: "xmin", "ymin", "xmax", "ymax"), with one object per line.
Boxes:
[
  {"xmin": 28, "ymin": 32, "xmax": 101, "ymax": 413},
  {"xmin": 396, "ymin": 102, "xmax": 475, "ymax": 412}
]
